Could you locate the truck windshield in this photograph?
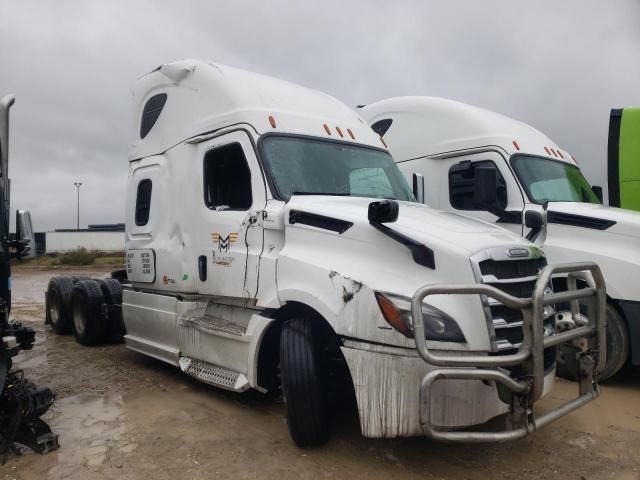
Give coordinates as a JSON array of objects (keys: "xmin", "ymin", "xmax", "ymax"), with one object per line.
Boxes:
[
  {"xmin": 511, "ymin": 155, "xmax": 600, "ymax": 204},
  {"xmin": 260, "ymin": 136, "xmax": 415, "ymax": 202}
]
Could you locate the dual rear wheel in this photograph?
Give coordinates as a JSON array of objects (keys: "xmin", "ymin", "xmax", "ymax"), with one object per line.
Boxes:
[{"xmin": 46, "ymin": 276, "xmax": 123, "ymax": 346}]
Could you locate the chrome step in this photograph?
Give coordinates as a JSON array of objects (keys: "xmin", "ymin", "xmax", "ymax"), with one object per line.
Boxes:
[{"xmin": 179, "ymin": 357, "xmax": 249, "ymax": 391}]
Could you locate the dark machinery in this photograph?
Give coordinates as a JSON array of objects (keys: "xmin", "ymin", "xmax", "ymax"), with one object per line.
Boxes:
[{"xmin": 0, "ymin": 94, "xmax": 58, "ymax": 459}]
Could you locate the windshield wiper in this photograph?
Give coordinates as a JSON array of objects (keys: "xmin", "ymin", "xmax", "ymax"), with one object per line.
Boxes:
[{"xmin": 291, "ymin": 191, "xmax": 350, "ymax": 196}]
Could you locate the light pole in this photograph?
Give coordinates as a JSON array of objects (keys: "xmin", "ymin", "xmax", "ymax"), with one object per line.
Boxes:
[{"xmin": 73, "ymin": 182, "xmax": 82, "ymax": 230}]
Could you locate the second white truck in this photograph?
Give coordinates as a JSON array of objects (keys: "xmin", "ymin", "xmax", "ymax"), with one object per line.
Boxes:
[{"xmin": 361, "ymin": 96, "xmax": 639, "ymax": 380}]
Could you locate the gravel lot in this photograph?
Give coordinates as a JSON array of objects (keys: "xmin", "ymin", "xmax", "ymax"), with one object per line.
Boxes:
[{"xmin": 2, "ymin": 266, "xmax": 639, "ymax": 480}]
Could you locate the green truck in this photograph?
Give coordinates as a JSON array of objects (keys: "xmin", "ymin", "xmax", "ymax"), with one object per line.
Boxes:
[{"xmin": 608, "ymin": 108, "xmax": 640, "ymax": 211}]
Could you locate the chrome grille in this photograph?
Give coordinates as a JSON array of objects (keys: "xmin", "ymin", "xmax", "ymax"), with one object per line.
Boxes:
[{"xmin": 471, "ymin": 247, "xmax": 556, "ymax": 375}]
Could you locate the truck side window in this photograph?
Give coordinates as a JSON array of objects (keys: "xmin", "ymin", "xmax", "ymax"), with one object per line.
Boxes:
[
  {"xmin": 449, "ymin": 161, "xmax": 508, "ymax": 210},
  {"xmin": 140, "ymin": 93, "xmax": 167, "ymax": 139},
  {"xmin": 203, "ymin": 143, "xmax": 252, "ymax": 210},
  {"xmin": 135, "ymin": 179, "xmax": 153, "ymax": 226}
]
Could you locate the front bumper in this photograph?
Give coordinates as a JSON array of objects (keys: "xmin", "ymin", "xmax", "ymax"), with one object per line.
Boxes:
[
  {"xmin": 341, "ymin": 341, "xmax": 555, "ymax": 438},
  {"xmin": 342, "ymin": 262, "xmax": 606, "ymax": 441},
  {"xmin": 414, "ymin": 262, "xmax": 606, "ymax": 442}
]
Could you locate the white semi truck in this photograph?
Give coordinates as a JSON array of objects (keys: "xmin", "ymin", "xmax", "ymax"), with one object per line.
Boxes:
[
  {"xmin": 361, "ymin": 96, "xmax": 639, "ymax": 380},
  {"xmin": 46, "ymin": 62, "xmax": 606, "ymax": 446}
]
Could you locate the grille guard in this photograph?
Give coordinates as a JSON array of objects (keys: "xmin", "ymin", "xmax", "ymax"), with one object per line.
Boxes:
[{"xmin": 412, "ymin": 262, "xmax": 606, "ymax": 442}]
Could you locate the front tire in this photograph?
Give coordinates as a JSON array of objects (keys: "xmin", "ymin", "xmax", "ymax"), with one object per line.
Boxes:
[
  {"xmin": 280, "ymin": 317, "xmax": 331, "ymax": 447},
  {"xmin": 557, "ymin": 303, "xmax": 629, "ymax": 381}
]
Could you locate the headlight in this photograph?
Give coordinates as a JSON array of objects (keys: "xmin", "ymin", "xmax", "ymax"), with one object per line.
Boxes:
[{"xmin": 375, "ymin": 292, "xmax": 466, "ymax": 343}]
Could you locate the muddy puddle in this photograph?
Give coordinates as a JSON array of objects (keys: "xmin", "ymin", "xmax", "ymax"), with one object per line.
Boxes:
[{"xmin": 1, "ymin": 266, "xmax": 639, "ymax": 479}]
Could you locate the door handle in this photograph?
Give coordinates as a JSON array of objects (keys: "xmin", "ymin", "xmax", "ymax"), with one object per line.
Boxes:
[{"xmin": 198, "ymin": 255, "xmax": 207, "ymax": 281}]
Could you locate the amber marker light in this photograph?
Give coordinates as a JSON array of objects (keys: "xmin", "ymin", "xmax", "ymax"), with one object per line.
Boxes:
[{"xmin": 375, "ymin": 293, "xmax": 412, "ymax": 337}]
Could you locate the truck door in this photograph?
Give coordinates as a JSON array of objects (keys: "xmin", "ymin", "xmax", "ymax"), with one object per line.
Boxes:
[
  {"xmin": 440, "ymin": 152, "xmax": 526, "ymax": 236},
  {"xmin": 195, "ymin": 130, "xmax": 267, "ymax": 299}
]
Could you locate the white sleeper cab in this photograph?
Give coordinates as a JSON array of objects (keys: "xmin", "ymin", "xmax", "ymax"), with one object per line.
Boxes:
[
  {"xmin": 361, "ymin": 96, "xmax": 640, "ymax": 381},
  {"xmin": 47, "ymin": 62, "xmax": 605, "ymax": 446}
]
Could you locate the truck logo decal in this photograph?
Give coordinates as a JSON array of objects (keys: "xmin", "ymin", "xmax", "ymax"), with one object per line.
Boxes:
[{"xmin": 211, "ymin": 232, "xmax": 238, "ymax": 251}]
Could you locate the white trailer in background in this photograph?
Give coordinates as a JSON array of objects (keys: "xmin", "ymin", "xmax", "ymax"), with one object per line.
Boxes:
[
  {"xmin": 46, "ymin": 63, "xmax": 605, "ymax": 446},
  {"xmin": 45, "ymin": 230, "xmax": 125, "ymax": 253},
  {"xmin": 361, "ymin": 96, "xmax": 640, "ymax": 380}
]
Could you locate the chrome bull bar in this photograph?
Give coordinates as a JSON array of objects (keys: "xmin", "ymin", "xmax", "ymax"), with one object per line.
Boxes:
[{"xmin": 412, "ymin": 262, "xmax": 606, "ymax": 442}]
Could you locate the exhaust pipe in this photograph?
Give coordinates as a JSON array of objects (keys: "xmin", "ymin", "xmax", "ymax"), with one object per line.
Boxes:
[{"xmin": 0, "ymin": 94, "xmax": 16, "ymax": 182}]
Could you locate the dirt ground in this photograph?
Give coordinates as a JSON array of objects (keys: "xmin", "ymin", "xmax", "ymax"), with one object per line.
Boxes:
[{"xmin": 1, "ymin": 266, "xmax": 639, "ymax": 480}]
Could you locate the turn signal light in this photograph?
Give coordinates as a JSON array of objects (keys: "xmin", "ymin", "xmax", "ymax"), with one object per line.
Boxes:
[{"xmin": 375, "ymin": 293, "xmax": 412, "ymax": 337}]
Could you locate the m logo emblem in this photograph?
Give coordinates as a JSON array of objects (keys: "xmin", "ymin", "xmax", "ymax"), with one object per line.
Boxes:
[{"xmin": 211, "ymin": 232, "xmax": 238, "ymax": 252}]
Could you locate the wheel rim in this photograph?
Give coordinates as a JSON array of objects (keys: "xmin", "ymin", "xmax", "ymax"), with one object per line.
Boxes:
[
  {"xmin": 49, "ymin": 294, "xmax": 59, "ymax": 324},
  {"xmin": 73, "ymin": 295, "xmax": 86, "ymax": 336}
]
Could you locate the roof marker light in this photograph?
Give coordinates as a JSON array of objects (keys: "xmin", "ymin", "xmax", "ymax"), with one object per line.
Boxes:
[
  {"xmin": 550, "ymin": 148, "xmax": 558, "ymax": 157},
  {"xmin": 544, "ymin": 146, "xmax": 551, "ymax": 155},
  {"xmin": 323, "ymin": 123, "xmax": 331, "ymax": 135},
  {"xmin": 556, "ymin": 149, "xmax": 564, "ymax": 159},
  {"xmin": 512, "ymin": 140, "xmax": 520, "ymax": 151},
  {"xmin": 380, "ymin": 137, "xmax": 388, "ymax": 148},
  {"xmin": 336, "ymin": 126, "xmax": 344, "ymax": 138},
  {"xmin": 268, "ymin": 115, "xmax": 276, "ymax": 128},
  {"xmin": 347, "ymin": 128, "xmax": 355, "ymax": 140}
]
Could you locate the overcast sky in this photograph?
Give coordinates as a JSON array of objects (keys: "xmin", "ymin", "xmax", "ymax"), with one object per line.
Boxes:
[{"xmin": 1, "ymin": 0, "xmax": 639, "ymax": 231}]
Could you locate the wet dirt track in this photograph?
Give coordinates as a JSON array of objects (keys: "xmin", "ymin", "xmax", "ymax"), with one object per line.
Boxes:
[{"xmin": 2, "ymin": 267, "xmax": 640, "ymax": 480}]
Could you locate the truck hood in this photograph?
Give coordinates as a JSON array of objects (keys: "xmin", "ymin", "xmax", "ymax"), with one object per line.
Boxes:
[
  {"xmin": 286, "ymin": 195, "xmax": 529, "ymax": 256},
  {"xmin": 547, "ymin": 202, "xmax": 640, "ymax": 237}
]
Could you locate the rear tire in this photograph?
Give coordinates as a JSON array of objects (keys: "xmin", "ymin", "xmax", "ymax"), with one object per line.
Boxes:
[
  {"xmin": 46, "ymin": 277, "xmax": 75, "ymax": 334},
  {"xmin": 71, "ymin": 280, "xmax": 108, "ymax": 346},
  {"xmin": 557, "ymin": 303, "xmax": 629, "ymax": 381},
  {"xmin": 94, "ymin": 278, "xmax": 125, "ymax": 337},
  {"xmin": 280, "ymin": 317, "xmax": 331, "ymax": 447},
  {"xmin": 71, "ymin": 276, "xmax": 91, "ymax": 283}
]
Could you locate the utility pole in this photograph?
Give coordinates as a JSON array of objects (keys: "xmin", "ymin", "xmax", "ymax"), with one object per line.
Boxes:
[{"xmin": 74, "ymin": 182, "xmax": 82, "ymax": 230}]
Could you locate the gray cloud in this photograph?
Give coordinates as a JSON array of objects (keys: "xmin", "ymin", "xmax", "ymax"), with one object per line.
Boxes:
[{"xmin": 1, "ymin": 0, "xmax": 639, "ymax": 230}]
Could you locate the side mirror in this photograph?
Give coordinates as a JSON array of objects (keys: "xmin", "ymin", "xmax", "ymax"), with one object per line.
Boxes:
[
  {"xmin": 592, "ymin": 185, "xmax": 604, "ymax": 204},
  {"xmin": 368, "ymin": 200, "xmax": 399, "ymax": 223},
  {"xmin": 524, "ymin": 210, "xmax": 544, "ymax": 230},
  {"xmin": 14, "ymin": 210, "xmax": 34, "ymax": 259},
  {"xmin": 473, "ymin": 166, "xmax": 499, "ymax": 209},
  {"xmin": 412, "ymin": 173, "xmax": 425, "ymax": 204}
]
